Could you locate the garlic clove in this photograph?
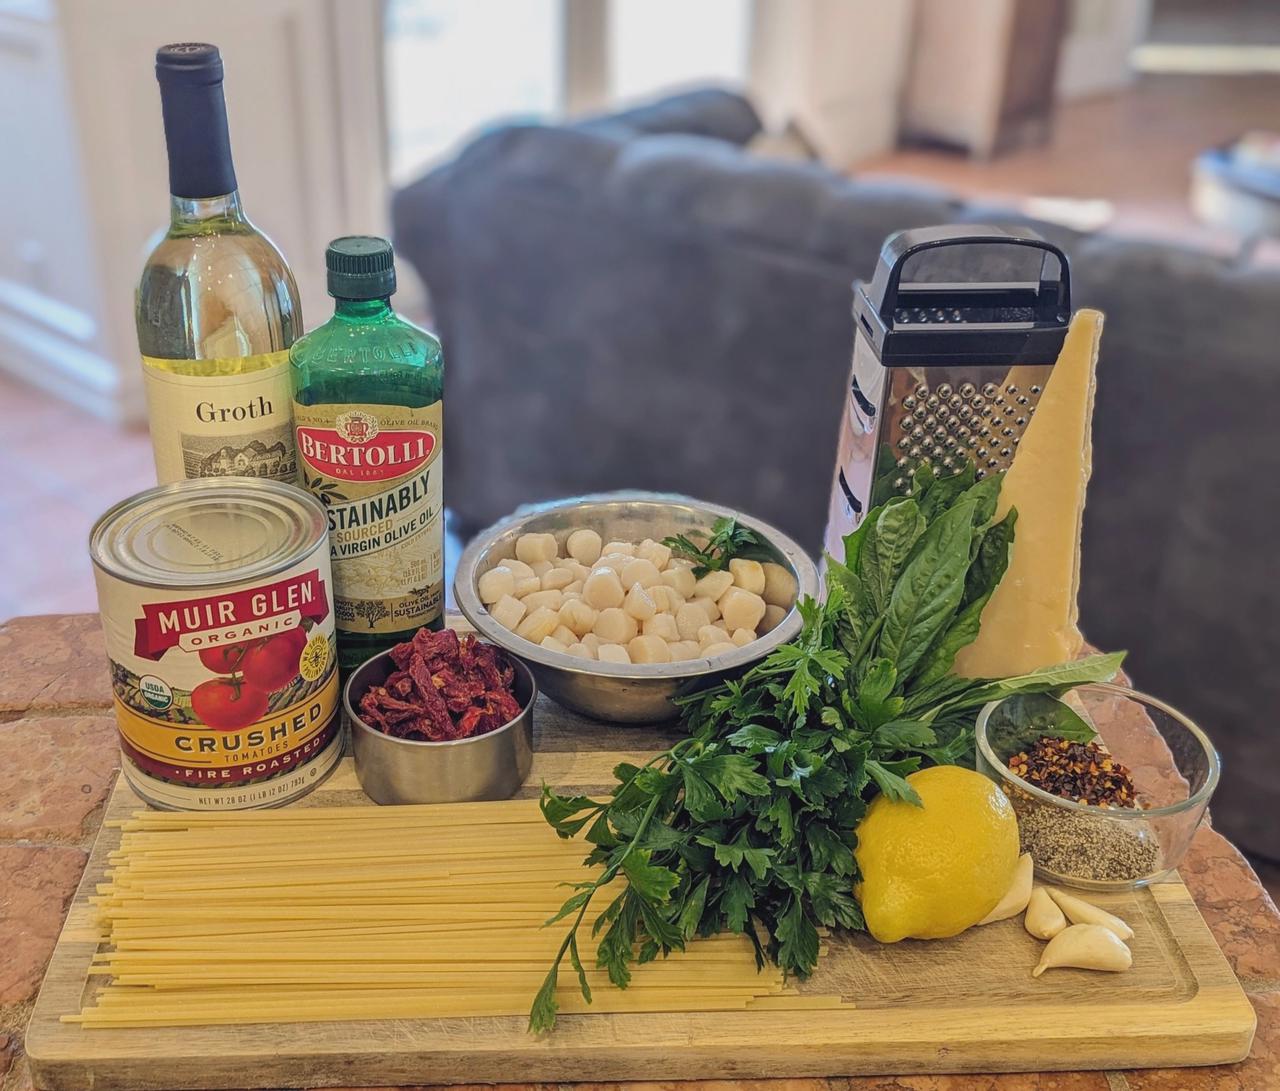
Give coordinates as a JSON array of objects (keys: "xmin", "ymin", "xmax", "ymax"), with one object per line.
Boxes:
[
  {"xmin": 1024, "ymin": 884, "xmax": 1068, "ymax": 940},
  {"xmin": 1046, "ymin": 887, "xmax": 1134, "ymax": 940},
  {"xmin": 1032, "ymin": 923, "xmax": 1132, "ymax": 977},
  {"xmin": 979, "ymin": 853, "xmax": 1034, "ymax": 925}
]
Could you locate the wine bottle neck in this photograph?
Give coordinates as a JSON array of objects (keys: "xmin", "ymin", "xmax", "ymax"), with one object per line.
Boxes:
[
  {"xmin": 158, "ymin": 69, "xmax": 238, "ymax": 200},
  {"xmin": 170, "ymin": 191, "xmax": 246, "ymax": 228}
]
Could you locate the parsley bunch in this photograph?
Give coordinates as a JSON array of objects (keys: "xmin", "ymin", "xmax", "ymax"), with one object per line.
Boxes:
[{"xmin": 531, "ymin": 466, "xmax": 1123, "ymax": 1032}]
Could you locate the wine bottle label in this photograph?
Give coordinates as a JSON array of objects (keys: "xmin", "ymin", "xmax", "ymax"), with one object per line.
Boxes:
[
  {"xmin": 292, "ymin": 400, "xmax": 444, "ymax": 635},
  {"xmin": 141, "ymin": 351, "xmax": 298, "ymax": 484}
]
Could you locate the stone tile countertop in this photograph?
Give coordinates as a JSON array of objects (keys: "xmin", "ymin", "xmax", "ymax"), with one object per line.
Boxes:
[{"xmin": 1, "ymin": 613, "xmax": 1277, "ymax": 1091}]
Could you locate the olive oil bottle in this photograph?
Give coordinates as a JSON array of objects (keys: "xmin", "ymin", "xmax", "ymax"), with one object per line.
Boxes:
[
  {"xmin": 136, "ymin": 43, "xmax": 302, "ymax": 484},
  {"xmin": 290, "ymin": 237, "xmax": 445, "ymax": 671}
]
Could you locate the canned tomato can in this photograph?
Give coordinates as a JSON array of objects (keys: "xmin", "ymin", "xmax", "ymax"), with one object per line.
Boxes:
[{"xmin": 90, "ymin": 478, "xmax": 343, "ymax": 810}]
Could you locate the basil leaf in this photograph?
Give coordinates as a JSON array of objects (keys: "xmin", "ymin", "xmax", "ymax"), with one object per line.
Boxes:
[
  {"xmin": 964, "ymin": 509, "xmax": 1016, "ymax": 607},
  {"xmin": 947, "ymin": 651, "xmax": 1127, "ymax": 712},
  {"xmin": 878, "ymin": 499, "xmax": 976, "ymax": 678},
  {"xmin": 966, "ymin": 473, "xmax": 1003, "ymax": 529},
  {"xmin": 858, "ymin": 499, "xmax": 926, "ymax": 616},
  {"xmin": 982, "ymin": 692, "xmax": 1097, "ymax": 755},
  {"xmin": 908, "ymin": 590, "xmax": 993, "ymax": 690},
  {"xmin": 919, "ymin": 461, "xmax": 976, "ymax": 523}
]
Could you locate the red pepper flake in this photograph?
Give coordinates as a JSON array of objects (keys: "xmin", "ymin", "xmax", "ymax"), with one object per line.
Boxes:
[
  {"xmin": 358, "ymin": 629, "xmax": 522, "ymax": 742},
  {"xmin": 1007, "ymin": 736, "xmax": 1140, "ymax": 808}
]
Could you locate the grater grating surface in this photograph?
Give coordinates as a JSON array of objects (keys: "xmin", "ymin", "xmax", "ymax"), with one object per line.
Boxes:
[{"xmin": 875, "ymin": 365, "xmax": 1054, "ymax": 495}]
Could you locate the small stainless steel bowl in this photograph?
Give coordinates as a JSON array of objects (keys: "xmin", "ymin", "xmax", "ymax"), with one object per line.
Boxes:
[
  {"xmin": 345, "ymin": 649, "xmax": 536, "ymax": 805},
  {"xmin": 454, "ymin": 491, "xmax": 819, "ymax": 723}
]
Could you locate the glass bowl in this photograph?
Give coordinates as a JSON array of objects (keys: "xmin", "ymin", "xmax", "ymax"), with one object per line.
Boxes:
[{"xmin": 975, "ymin": 682, "xmax": 1220, "ymax": 892}]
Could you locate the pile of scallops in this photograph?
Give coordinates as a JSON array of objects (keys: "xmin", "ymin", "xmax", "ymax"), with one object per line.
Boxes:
[{"xmin": 476, "ymin": 528, "xmax": 797, "ymax": 665}]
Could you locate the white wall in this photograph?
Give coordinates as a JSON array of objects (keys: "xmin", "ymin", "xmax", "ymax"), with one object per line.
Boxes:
[
  {"xmin": 0, "ymin": 0, "xmax": 121, "ymax": 418},
  {"xmin": 749, "ymin": 0, "xmax": 917, "ymax": 168}
]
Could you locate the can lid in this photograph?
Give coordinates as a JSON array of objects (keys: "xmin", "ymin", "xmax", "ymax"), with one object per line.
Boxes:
[{"xmin": 90, "ymin": 479, "xmax": 327, "ymax": 589}]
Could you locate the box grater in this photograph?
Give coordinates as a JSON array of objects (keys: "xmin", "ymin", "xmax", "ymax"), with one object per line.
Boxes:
[{"xmin": 823, "ymin": 225, "xmax": 1072, "ymax": 559}]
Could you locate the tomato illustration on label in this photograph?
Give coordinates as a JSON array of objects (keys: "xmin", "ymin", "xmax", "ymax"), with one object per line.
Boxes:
[
  {"xmin": 191, "ymin": 677, "xmax": 270, "ymax": 731},
  {"xmin": 198, "ymin": 643, "xmax": 251, "ymax": 674},
  {"xmin": 240, "ymin": 629, "xmax": 307, "ymax": 690}
]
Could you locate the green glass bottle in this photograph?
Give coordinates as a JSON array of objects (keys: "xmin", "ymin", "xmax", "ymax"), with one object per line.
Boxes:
[{"xmin": 290, "ymin": 237, "xmax": 445, "ymax": 672}]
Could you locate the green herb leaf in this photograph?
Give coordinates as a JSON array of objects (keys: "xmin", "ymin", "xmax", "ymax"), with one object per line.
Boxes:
[
  {"xmin": 858, "ymin": 499, "xmax": 926, "ymax": 615},
  {"xmin": 873, "ymin": 719, "xmax": 938, "ymax": 749},
  {"xmin": 878, "ymin": 499, "xmax": 977, "ymax": 678},
  {"xmin": 981, "ymin": 692, "xmax": 1098, "ymax": 754},
  {"xmin": 689, "ymin": 753, "xmax": 771, "ymax": 801},
  {"xmin": 775, "ymin": 898, "xmax": 820, "ymax": 975},
  {"xmin": 662, "ymin": 517, "xmax": 767, "ymax": 577},
  {"xmin": 908, "ymin": 591, "xmax": 992, "ymax": 690},
  {"xmin": 866, "ymin": 759, "xmax": 923, "ymax": 806},
  {"xmin": 539, "ymin": 788, "xmax": 601, "ymax": 837},
  {"xmin": 695, "ymin": 834, "xmax": 775, "ymax": 880},
  {"xmin": 528, "ymin": 964, "xmax": 560, "ymax": 1034},
  {"xmin": 726, "ymin": 724, "xmax": 782, "ymax": 753},
  {"xmin": 949, "ymin": 652, "xmax": 1127, "ymax": 712},
  {"xmin": 678, "ymin": 876, "xmax": 711, "ymax": 940},
  {"xmin": 620, "ymin": 849, "xmax": 680, "ymax": 903}
]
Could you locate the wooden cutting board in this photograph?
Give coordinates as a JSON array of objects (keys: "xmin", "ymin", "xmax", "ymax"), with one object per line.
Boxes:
[{"xmin": 25, "ymin": 693, "xmax": 1256, "ymax": 1090}]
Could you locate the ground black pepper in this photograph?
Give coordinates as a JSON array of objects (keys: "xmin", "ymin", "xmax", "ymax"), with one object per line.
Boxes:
[{"xmin": 1016, "ymin": 803, "xmax": 1160, "ymax": 882}]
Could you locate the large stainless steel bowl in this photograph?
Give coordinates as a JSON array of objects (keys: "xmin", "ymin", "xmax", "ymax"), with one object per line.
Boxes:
[{"xmin": 454, "ymin": 492, "xmax": 819, "ymax": 723}]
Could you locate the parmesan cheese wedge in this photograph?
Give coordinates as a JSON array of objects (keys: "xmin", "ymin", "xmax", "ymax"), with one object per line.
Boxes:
[{"xmin": 953, "ymin": 309, "xmax": 1103, "ymax": 678}]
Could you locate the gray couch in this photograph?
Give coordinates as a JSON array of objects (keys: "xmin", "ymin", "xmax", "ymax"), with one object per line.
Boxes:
[{"xmin": 393, "ymin": 89, "xmax": 1280, "ymax": 858}]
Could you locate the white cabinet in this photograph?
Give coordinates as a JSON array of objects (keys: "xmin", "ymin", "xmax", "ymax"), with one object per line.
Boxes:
[{"xmin": 0, "ymin": 0, "xmax": 384, "ymax": 422}]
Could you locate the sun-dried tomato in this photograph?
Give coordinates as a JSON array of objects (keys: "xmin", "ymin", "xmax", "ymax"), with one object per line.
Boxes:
[{"xmin": 359, "ymin": 632, "xmax": 523, "ymax": 743}]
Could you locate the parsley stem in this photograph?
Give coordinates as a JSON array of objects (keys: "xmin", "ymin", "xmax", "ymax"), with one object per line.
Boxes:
[{"xmin": 534, "ymin": 753, "xmax": 678, "ymax": 1031}]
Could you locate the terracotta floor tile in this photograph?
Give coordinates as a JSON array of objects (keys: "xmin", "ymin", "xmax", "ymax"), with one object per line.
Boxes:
[
  {"xmin": 0, "ymin": 715, "xmax": 119, "ymax": 840},
  {"xmin": 0, "ymin": 843, "xmax": 87, "ymax": 1005},
  {"xmin": 0, "ymin": 614, "xmax": 110, "ymax": 716}
]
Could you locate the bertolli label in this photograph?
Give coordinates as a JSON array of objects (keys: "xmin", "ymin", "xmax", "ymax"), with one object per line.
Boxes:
[
  {"xmin": 141, "ymin": 351, "xmax": 297, "ymax": 484},
  {"xmin": 293, "ymin": 401, "xmax": 444, "ymax": 634}
]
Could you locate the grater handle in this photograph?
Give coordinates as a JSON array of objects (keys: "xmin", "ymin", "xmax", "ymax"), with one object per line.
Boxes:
[{"xmin": 869, "ymin": 224, "xmax": 1071, "ymax": 325}]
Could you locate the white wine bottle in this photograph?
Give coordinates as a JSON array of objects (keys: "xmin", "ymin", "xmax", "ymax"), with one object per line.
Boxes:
[{"xmin": 136, "ymin": 43, "xmax": 302, "ymax": 484}]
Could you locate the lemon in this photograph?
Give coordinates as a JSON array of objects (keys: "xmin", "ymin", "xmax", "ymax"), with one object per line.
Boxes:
[
  {"xmin": 298, "ymin": 634, "xmax": 330, "ymax": 682},
  {"xmin": 854, "ymin": 765, "xmax": 1019, "ymax": 943}
]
